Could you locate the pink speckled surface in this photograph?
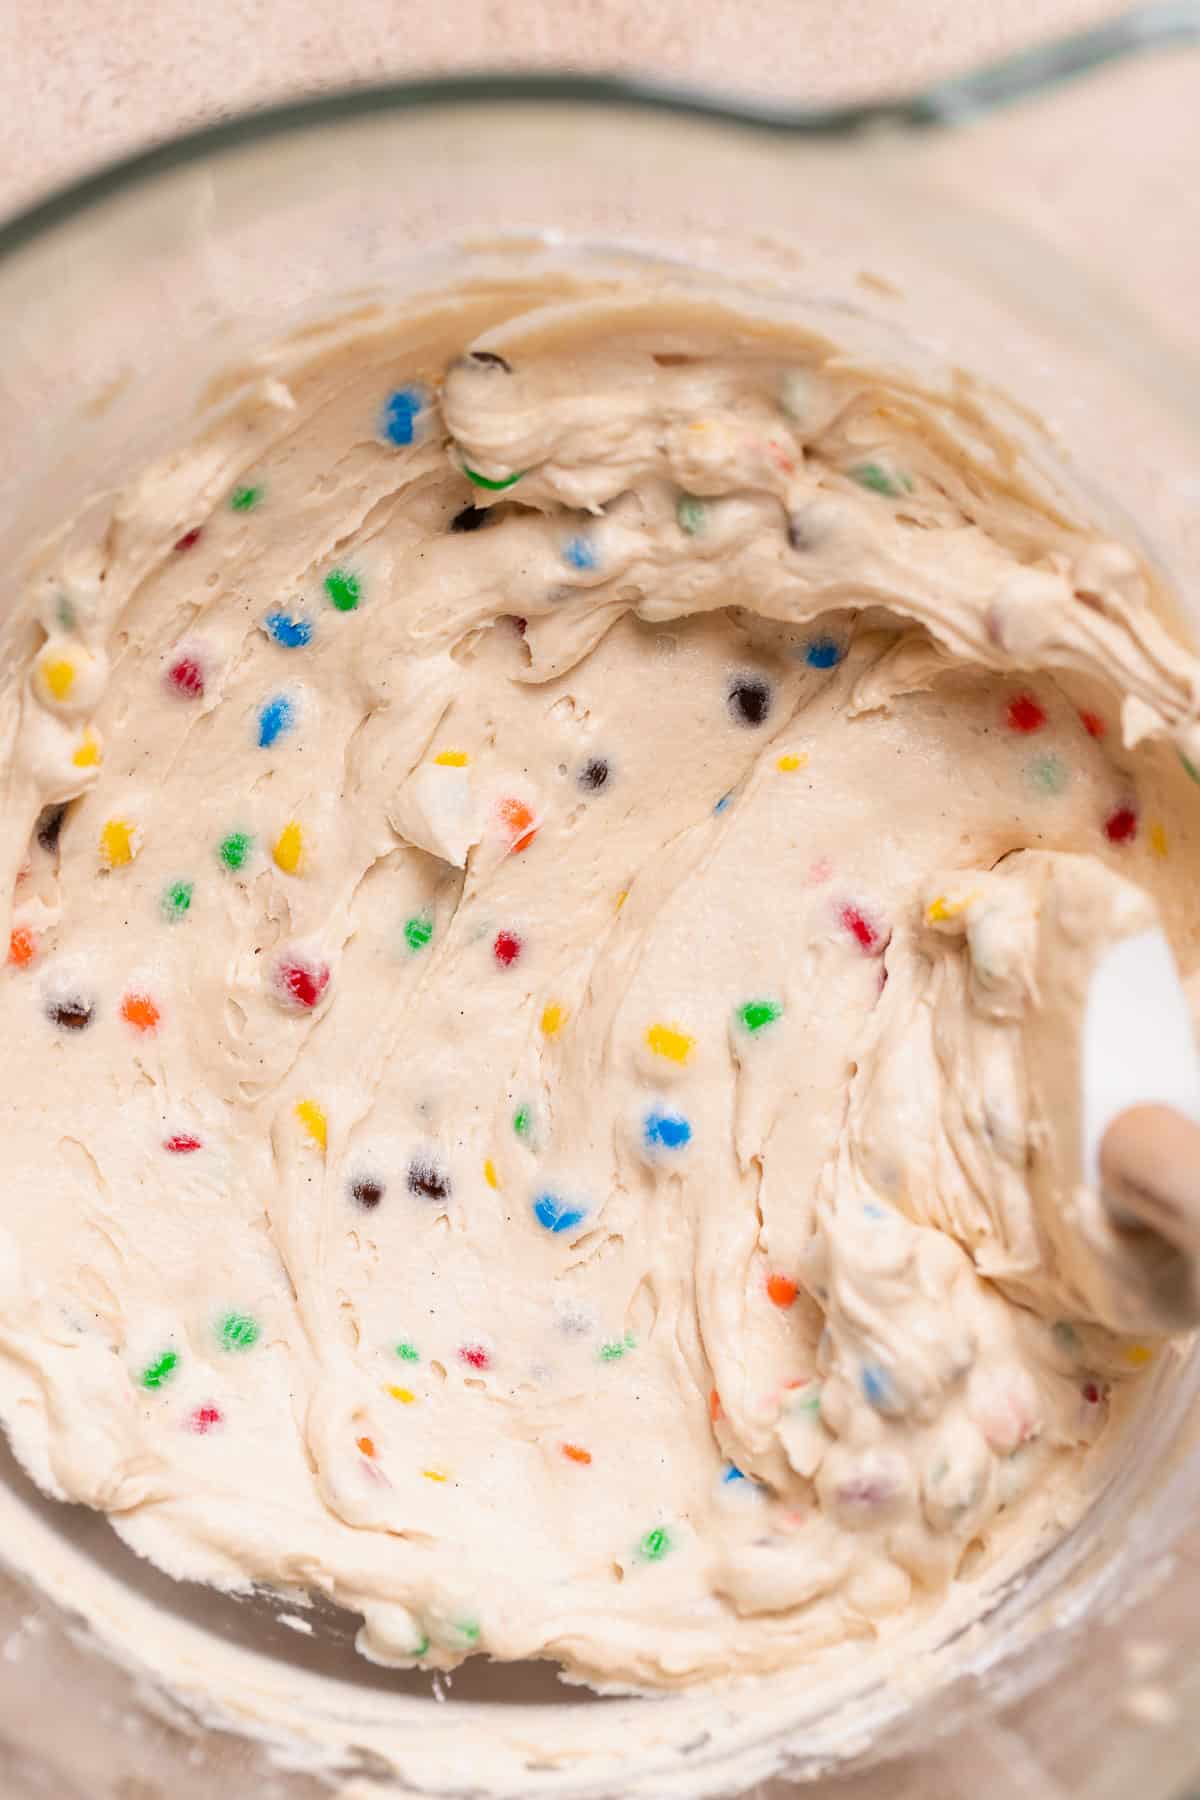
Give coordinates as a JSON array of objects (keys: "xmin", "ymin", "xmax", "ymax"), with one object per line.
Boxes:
[{"xmin": 0, "ymin": 0, "xmax": 1113, "ymax": 206}]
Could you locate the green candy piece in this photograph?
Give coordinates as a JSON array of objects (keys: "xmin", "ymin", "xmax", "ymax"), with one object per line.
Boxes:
[
  {"xmin": 637, "ymin": 1525, "xmax": 672, "ymax": 1563},
  {"xmin": 738, "ymin": 999, "xmax": 782, "ymax": 1034},
  {"xmin": 56, "ymin": 594, "xmax": 76, "ymax": 630},
  {"xmin": 219, "ymin": 1310, "xmax": 261, "ymax": 1351},
  {"xmin": 454, "ymin": 1619, "xmax": 481, "ymax": 1645},
  {"xmin": 462, "ymin": 464, "xmax": 523, "ymax": 492},
  {"xmin": 512, "ymin": 1105, "xmax": 532, "ymax": 1140},
  {"xmin": 410, "ymin": 1633, "xmax": 430, "ymax": 1658},
  {"xmin": 161, "ymin": 879, "xmax": 194, "ymax": 921},
  {"xmin": 395, "ymin": 1341, "xmax": 420, "ymax": 1363},
  {"xmin": 1181, "ymin": 751, "xmax": 1200, "ymax": 785},
  {"xmin": 140, "ymin": 1350, "xmax": 179, "ymax": 1391},
  {"xmin": 599, "ymin": 1330, "xmax": 636, "ymax": 1363},
  {"xmin": 849, "ymin": 461, "xmax": 911, "ymax": 498},
  {"xmin": 404, "ymin": 913, "xmax": 433, "ymax": 953},
  {"xmin": 324, "ymin": 569, "xmax": 361, "ymax": 612},
  {"xmin": 676, "ymin": 494, "xmax": 707, "ymax": 536},
  {"xmin": 218, "ymin": 831, "xmax": 252, "ymax": 871},
  {"xmin": 230, "ymin": 483, "xmax": 264, "ymax": 512},
  {"xmin": 1027, "ymin": 752, "xmax": 1069, "ymax": 797}
]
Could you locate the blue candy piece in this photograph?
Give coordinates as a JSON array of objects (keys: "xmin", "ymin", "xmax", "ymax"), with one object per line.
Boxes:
[
  {"xmin": 804, "ymin": 635, "xmax": 843, "ymax": 670},
  {"xmin": 723, "ymin": 1463, "xmax": 747, "ymax": 1484},
  {"xmin": 644, "ymin": 1109, "xmax": 692, "ymax": 1152},
  {"xmin": 264, "ymin": 611, "xmax": 312, "ymax": 649},
  {"xmin": 563, "ymin": 535, "xmax": 598, "ymax": 572},
  {"xmin": 533, "ymin": 1193, "xmax": 587, "ymax": 1234},
  {"xmin": 714, "ymin": 792, "xmax": 733, "ymax": 815},
  {"xmin": 257, "ymin": 693, "xmax": 294, "ymax": 749},
  {"xmin": 861, "ymin": 1363, "xmax": 902, "ymax": 1414},
  {"xmin": 380, "ymin": 385, "xmax": 425, "ymax": 447}
]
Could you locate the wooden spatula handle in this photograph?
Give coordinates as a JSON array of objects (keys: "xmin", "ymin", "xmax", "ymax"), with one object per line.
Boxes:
[
  {"xmin": 1099, "ymin": 1104, "xmax": 1200, "ymax": 1328},
  {"xmin": 1101, "ymin": 1104, "xmax": 1200, "ymax": 1257}
]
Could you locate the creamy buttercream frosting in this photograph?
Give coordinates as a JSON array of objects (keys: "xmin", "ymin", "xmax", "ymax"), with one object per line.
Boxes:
[{"xmin": 0, "ymin": 283, "xmax": 1197, "ymax": 1690}]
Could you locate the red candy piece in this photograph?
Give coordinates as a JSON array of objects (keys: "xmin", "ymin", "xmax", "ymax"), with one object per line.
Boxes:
[
  {"xmin": 189, "ymin": 1405, "xmax": 223, "ymax": 1435},
  {"xmin": 840, "ymin": 904, "xmax": 885, "ymax": 954},
  {"xmin": 174, "ymin": 527, "xmax": 203, "ymax": 553},
  {"xmin": 167, "ymin": 655, "xmax": 204, "ymax": 699},
  {"xmin": 1104, "ymin": 806, "xmax": 1138, "ymax": 845},
  {"xmin": 1007, "ymin": 693, "xmax": 1046, "ymax": 734},
  {"xmin": 510, "ymin": 616, "xmax": 528, "ymax": 636},
  {"xmin": 458, "ymin": 1344, "xmax": 491, "ymax": 1371},
  {"xmin": 494, "ymin": 930, "xmax": 522, "ymax": 967},
  {"xmin": 1082, "ymin": 1382, "xmax": 1102, "ymax": 1405},
  {"xmin": 276, "ymin": 955, "xmax": 330, "ymax": 1010},
  {"xmin": 1079, "ymin": 709, "xmax": 1107, "ymax": 739},
  {"xmin": 164, "ymin": 1133, "xmax": 202, "ymax": 1154}
]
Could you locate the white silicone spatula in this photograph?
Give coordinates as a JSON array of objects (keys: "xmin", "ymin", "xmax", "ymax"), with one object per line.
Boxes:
[{"xmin": 1085, "ymin": 927, "xmax": 1200, "ymax": 1328}]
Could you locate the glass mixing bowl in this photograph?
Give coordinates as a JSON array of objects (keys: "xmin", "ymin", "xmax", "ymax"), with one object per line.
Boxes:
[{"xmin": 3, "ymin": 14, "xmax": 1200, "ymax": 1800}]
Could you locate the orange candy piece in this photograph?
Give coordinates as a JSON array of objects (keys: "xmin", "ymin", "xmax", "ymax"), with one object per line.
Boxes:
[
  {"xmin": 498, "ymin": 796, "xmax": 538, "ymax": 853},
  {"xmin": 709, "ymin": 1388, "xmax": 722, "ymax": 1422},
  {"xmin": 8, "ymin": 926, "xmax": 35, "ymax": 968},
  {"xmin": 121, "ymin": 992, "xmax": 161, "ymax": 1032},
  {"xmin": 357, "ymin": 1435, "xmax": 377, "ymax": 1459},
  {"xmin": 767, "ymin": 1273, "xmax": 798, "ymax": 1309},
  {"xmin": 562, "ymin": 1443, "xmax": 592, "ymax": 1465}
]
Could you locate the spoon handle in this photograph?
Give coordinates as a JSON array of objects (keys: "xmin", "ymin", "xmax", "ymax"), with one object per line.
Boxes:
[{"xmin": 1100, "ymin": 1104, "xmax": 1200, "ymax": 1327}]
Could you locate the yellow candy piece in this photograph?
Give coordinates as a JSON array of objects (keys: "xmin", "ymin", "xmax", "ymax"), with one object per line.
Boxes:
[
  {"xmin": 646, "ymin": 1021, "xmax": 695, "ymax": 1064},
  {"xmin": 540, "ymin": 1002, "xmax": 567, "ymax": 1038},
  {"xmin": 100, "ymin": 818, "xmax": 137, "ymax": 868},
  {"xmin": 1150, "ymin": 821, "xmax": 1169, "ymax": 858},
  {"xmin": 926, "ymin": 890, "xmax": 979, "ymax": 924},
  {"xmin": 777, "ymin": 752, "xmax": 808, "ymax": 773},
  {"xmin": 295, "ymin": 1098, "xmax": 327, "ymax": 1150},
  {"xmin": 422, "ymin": 1468, "xmax": 448, "ymax": 1483},
  {"xmin": 615, "ymin": 889, "xmax": 628, "ymax": 911},
  {"xmin": 483, "ymin": 1157, "xmax": 499, "ymax": 1190},
  {"xmin": 42, "ymin": 657, "xmax": 76, "ymax": 702},
  {"xmin": 273, "ymin": 821, "xmax": 304, "ymax": 875},
  {"xmin": 1125, "ymin": 1342, "xmax": 1155, "ymax": 1367},
  {"xmin": 72, "ymin": 730, "xmax": 101, "ymax": 769},
  {"xmin": 434, "ymin": 749, "xmax": 469, "ymax": 767},
  {"xmin": 387, "ymin": 1386, "xmax": 417, "ymax": 1405}
]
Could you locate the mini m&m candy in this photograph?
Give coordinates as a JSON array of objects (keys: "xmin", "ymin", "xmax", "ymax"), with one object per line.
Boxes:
[
  {"xmin": 8, "ymin": 926, "xmax": 35, "ymax": 968},
  {"xmin": 324, "ymin": 569, "xmax": 361, "ymax": 613},
  {"xmin": 166, "ymin": 654, "xmax": 205, "ymax": 699},
  {"xmin": 272, "ymin": 951, "xmax": 330, "ymax": 1011},
  {"xmin": 258, "ymin": 694, "xmax": 295, "ymax": 749},
  {"xmin": 643, "ymin": 1108, "xmax": 692, "ymax": 1152},
  {"xmin": 264, "ymin": 611, "xmax": 313, "ymax": 649},
  {"xmin": 121, "ymin": 992, "xmax": 161, "ymax": 1033},
  {"xmin": 533, "ymin": 1192, "xmax": 587, "ymax": 1234},
  {"xmin": 727, "ymin": 676, "xmax": 771, "ymax": 726},
  {"xmin": 380, "ymin": 385, "xmax": 427, "ymax": 447},
  {"xmin": 645, "ymin": 1022, "xmax": 695, "ymax": 1065},
  {"xmin": 100, "ymin": 818, "xmax": 140, "ymax": 868}
]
